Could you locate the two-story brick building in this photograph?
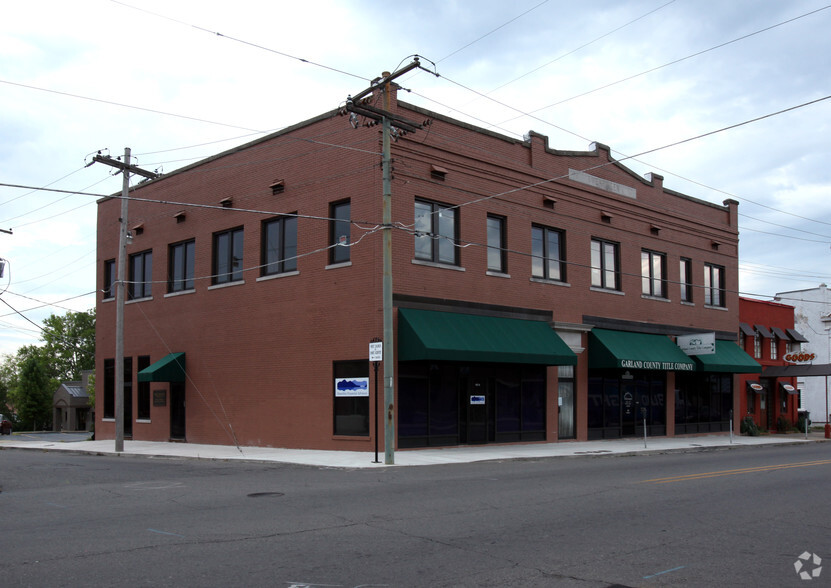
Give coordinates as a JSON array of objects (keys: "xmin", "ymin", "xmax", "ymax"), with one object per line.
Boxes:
[{"xmin": 96, "ymin": 81, "xmax": 760, "ymax": 451}]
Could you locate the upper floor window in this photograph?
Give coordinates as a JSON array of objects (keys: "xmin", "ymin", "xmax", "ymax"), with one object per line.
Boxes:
[
  {"xmin": 103, "ymin": 259, "xmax": 116, "ymax": 299},
  {"xmin": 487, "ymin": 215, "xmax": 507, "ymax": 273},
  {"xmin": 680, "ymin": 257, "xmax": 693, "ymax": 303},
  {"xmin": 262, "ymin": 215, "xmax": 297, "ymax": 276},
  {"xmin": 128, "ymin": 250, "xmax": 152, "ymax": 300},
  {"xmin": 168, "ymin": 239, "xmax": 195, "ymax": 293},
  {"xmin": 329, "ymin": 201, "xmax": 351, "ymax": 265},
  {"xmin": 414, "ymin": 199, "xmax": 458, "ymax": 265},
  {"xmin": 641, "ymin": 249, "xmax": 667, "ymax": 298},
  {"xmin": 704, "ymin": 263, "xmax": 725, "ymax": 307},
  {"xmin": 754, "ymin": 332, "xmax": 762, "ymax": 359},
  {"xmin": 590, "ymin": 238, "xmax": 619, "ymax": 290},
  {"xmin": 531, "ymin": 224, "xmax": 565, "ymax": 281},
  {"xmin": 213, "ymin": 227, "xmax": 244, "ymax": 284},
  {"xmin": 770, "ymin": 337, "xmax": 778, "ymax": 360}
]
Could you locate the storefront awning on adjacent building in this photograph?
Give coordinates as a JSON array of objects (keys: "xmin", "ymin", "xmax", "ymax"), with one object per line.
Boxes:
[
  {"xmin": 786, "ymin": 328, "xmax": 810, "ymax": 343},
  {"xmin": 137, "ymin": 352, "xmax": 186, "ymax": 383},
  {"xmin": 398, "ymin": 308, "xmax": 577, "ymax": 366},
  {"xmin": 746, "ymin": 380, "xmax": 765, "ymax": 393},
  {"xmin": 588, "ymin": 329, "xmax": 696, "ymax": 371},
  {"xmin": 691, "ymin": 340, "xmax": 762, "ymax": 373}
]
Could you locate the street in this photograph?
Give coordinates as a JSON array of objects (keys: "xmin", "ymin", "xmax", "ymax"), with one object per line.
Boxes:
[{"xmin": 1, "ymin": 442, "xmax": 830, "ymax": 587}]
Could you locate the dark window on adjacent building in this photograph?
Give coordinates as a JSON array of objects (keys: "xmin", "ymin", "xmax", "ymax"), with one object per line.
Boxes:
[
  {"xmin": 104, "ymin": 358, "xmax": 115, "ymax": 419},
  {"xmin": 532, "ymin": 224, "xmax": 565, "ymax": 281},
  {"xmin": 590, "ymin": 238, "xmax": 619, "ymax": 290},
  {"xmin": 680, "ymin": 257, "xmax": 693, "ymax": 302},
  {"xmin": 333, "ymin": 360, "xmax": 369, "ymax": 436},
  {"xmin": 329, "ymin": 201, "xmax": 351, "ymax": 265},
  {"xmin": 128, "ymin": 250, "xmax": 152, "ymax": 299},
  {"xmin": 704, "ymin": 263, "xmax": 725, "ymax": 307},
  {"xmin": 213, "ymin": 227, "xmax": 244, "ymax": 284},
  {"xmin": 641, "ymin": 249, "xmax": 667, "ymax": 298},
  {"xmin": 103, "ymin": 259, "xmax": 116, "ymax": 299},
  {"xmin": 262, "ymin": 215, "xmax": 297, "ymax": 276},
  {"xmin": 137, "ymin": 355, "xmax": 151, "ymax": 420},
  {"xmin": 414, "ymin": 199, "xmax": 459, "ymax": 265},
  {"xmin": 168, "ymin": 239, "xmax": 195, "ymax": 293},
  {"xmin": 487, "ymin": 215, "xmax": 507, "ymax": 273}
]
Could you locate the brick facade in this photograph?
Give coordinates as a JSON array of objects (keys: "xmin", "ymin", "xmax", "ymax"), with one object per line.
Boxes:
[{"xmin": 96, "ymin": 84, "xmax": 751, "ymax": 450}]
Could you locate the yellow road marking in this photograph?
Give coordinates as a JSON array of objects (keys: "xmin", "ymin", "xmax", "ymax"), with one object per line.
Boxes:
[{"xmin": 640, "ymin": 459, "xmax": 831, "ymax": 484}]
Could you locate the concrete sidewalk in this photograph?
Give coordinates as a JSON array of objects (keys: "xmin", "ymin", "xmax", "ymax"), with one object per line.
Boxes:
[{"xmin": 1, "ymin": 431, "xmax": 827, "ymax": 468}]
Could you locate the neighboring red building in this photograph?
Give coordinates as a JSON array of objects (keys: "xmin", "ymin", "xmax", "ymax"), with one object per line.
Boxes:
[
  {"xmin": 738, "ymin": 297, "xmax": 803, "ymax": 431},
  {"xmin": 96, "ymin": 78, "xmax": 761, "ymax": 452}
]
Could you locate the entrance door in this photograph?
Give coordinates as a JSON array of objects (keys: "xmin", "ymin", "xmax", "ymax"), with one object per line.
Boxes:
[
  {"xmin": 170, "ymin": 382, "xmax": 186, "ymax": 440},
  {"xmin": 467, "ymin": 378, "xmax": 488, "ymax": 444},
  {"xmin": 621, "ymin": 382, "xmax": 636, "ymax": 436}
]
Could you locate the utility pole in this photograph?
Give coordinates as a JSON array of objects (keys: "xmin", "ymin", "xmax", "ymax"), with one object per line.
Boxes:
[
  {"xmin": 91, "ymin": 148, "xmax": 158, "ymax": 452},
  {"xmin": 345, "ymin": 59, "xmax": 425, "ymax": 464}
]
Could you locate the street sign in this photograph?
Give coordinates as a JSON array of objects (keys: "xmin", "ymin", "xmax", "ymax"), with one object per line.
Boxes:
[{"xmin": 369, "ymin": 341, "xmax": 383, "ymax": 362}]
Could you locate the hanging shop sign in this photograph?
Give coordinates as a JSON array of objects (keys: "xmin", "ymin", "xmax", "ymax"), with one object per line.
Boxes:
[
  {"xmin": 676, "ymin": 332, "xmax": 716, "ymax": 356},
  {"xmin": 783, "ymin": 352, "xmax": 816, "ymax": 364}
]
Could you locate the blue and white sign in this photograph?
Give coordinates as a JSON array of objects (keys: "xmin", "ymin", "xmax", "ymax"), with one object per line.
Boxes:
[
  {"xmin": 335, "ymin": 378, "xmax": 370, "ymax": 397},
  {"xmin": 470, "ymin": 395, "xmax": 486, "ymax": 405}
]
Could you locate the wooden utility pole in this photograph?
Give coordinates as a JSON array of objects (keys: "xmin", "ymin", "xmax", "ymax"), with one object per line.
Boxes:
[
  {"xmin": 92, "ymin": 148, "xmax": 158, "ymax": 452},
  {"xmin": 345, "ymin": 60, "xmax": 424, "ymax": 464}
]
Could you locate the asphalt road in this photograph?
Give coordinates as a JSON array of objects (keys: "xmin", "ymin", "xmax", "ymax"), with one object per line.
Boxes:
[{"xmin": 2, "ymin": 442, "xmax": 829, "ymax": 587}]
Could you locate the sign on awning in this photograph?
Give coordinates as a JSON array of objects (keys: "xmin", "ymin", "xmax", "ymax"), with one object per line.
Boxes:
[{"xmin": 677, "ymin": 332, "xmax": 715, "ymax": 356}]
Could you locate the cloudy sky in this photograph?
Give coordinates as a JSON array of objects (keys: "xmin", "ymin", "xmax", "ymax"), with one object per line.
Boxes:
[{"xmin": 1, "ymin": 0, "xmax": 830, "ymax": 356}]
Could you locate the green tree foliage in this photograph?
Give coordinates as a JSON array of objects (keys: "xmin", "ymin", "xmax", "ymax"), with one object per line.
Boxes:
[
  {"xmin": 0, "ymin": 309, "xmax": 95, "ymax": 429},
  {"xmin": 9, "ymin": 350, "xmax": 52, "ymax": 430},
  {"xmin": 41, "ymin": 309, "xmax": 95, "ymax": 381}
]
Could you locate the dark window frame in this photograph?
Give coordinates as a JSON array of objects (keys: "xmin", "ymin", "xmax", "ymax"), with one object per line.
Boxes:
[
  {"xmin": 128, "ymin": 250, "xmax": 153, "ymax": 300},
  {"xmin": 414, "ymin": 198, "xmax": 460, "ymax": 266},
  {"xmin": 103, "ymin": 259, "xmax": 116, "ymax": 299},
  {"xmin": 590, "ymin": 238, "xmax": 620, "ymax": 290},
  {"xmin": 137, "ymin": 355, "xmax": 151, "ymax": 420},
  {"xmin": 261, "ymin": 215, "xmax": 298, "ymax": 276},
  {"xmin": 641, "ymin": 249, "xmax": 667, "ymax": 298},
  {"xmin": 487, "ymin": 214, "xmax": 507, "ymax": 273},
  {"xmin": 704, "ymin": 262, "xmax": 726, "ymax": 307},
  {"xmin": 531, "ymin": 224, "xmax": 566, "ymax": 281},
  {"xmin": 212, "ymin": 226, "xmax": 244, "ymax": 285},
  {"xmin": 168, "ymin": 239, "xmax": 195, "ymax": 293},
  {"xmin": 329, "ymin": 200, "xmax": 351, "ymax": 265},
  {"xmin": 680, "ymin": 257, "xmax": 693, "ymax": 303},
  {"xmin": 333, "ymin": 360, "xmax": 370, "ymax": 437}
]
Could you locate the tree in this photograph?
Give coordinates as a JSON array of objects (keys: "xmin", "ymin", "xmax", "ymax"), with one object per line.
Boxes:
[
  {"xmin": 9, "ymin": 351, "xmax": 52, "ymax": 430},
  {"xmin": 41, "ymin": 309, "xmax": 95, "ymax": 381}
]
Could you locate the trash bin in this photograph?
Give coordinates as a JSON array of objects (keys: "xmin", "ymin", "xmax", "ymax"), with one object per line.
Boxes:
[{"xmin": 798, "ymin": 410, "xmax": 811, "ymax": 425}]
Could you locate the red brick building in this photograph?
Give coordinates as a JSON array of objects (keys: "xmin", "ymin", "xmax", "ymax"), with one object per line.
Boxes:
[
  {"xmin": 96, "ymin": 82, "xmax": 760, "ymax": 451},
  {"xmin": 738, "ymin": 297, "xmax": 804, "ymax": 431}
]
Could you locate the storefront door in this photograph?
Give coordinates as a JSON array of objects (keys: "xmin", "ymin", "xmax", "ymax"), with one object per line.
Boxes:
[
  {"xmin": 467, "ymin": 378, "xmax": 489, "ymax": 444},
  {"xmin": 170, "ymin": 382, "xmax": 186, "ymax": 440}
]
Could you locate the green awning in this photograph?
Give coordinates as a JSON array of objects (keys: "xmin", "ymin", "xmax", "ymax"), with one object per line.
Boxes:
[
  {"xmin": 137, "ymin": 352, "xmax": 186, "ymax": 383},
  {"xmin": 589, "ymin": 329, "xmax": 696, "ymax": 371},
  {"xmin": 692, "ymin": 340, "xmax": 761, "ymax": 373},
  {"xmin": 398, "ymin": 308, "xmax": 577, "ymax": 365}
]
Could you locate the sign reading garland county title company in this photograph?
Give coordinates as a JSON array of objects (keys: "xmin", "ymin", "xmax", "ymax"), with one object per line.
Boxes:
[
  {"xmin": 619, "ymin": 359, "xmax": 695, "ymax": 371},
  {"xmin": 676, "ymin": 332, "xmax": 716, "ymax": 356}
]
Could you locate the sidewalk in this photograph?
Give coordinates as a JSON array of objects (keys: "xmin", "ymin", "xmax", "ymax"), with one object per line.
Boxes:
[{"xmin": 1, "ymin": 431, "xmax": 827, "ymax": 468}]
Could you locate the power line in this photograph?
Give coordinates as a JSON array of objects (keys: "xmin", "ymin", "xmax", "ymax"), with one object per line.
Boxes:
[{"xmin": 109, "ymin": 0, "xmax": 370, "ymax": 83}]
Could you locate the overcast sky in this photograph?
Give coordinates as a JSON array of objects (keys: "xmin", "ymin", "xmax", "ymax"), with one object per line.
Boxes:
[{"xmin": 1, "ymin": 0, "xmax": 830, "ymax": 357}]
